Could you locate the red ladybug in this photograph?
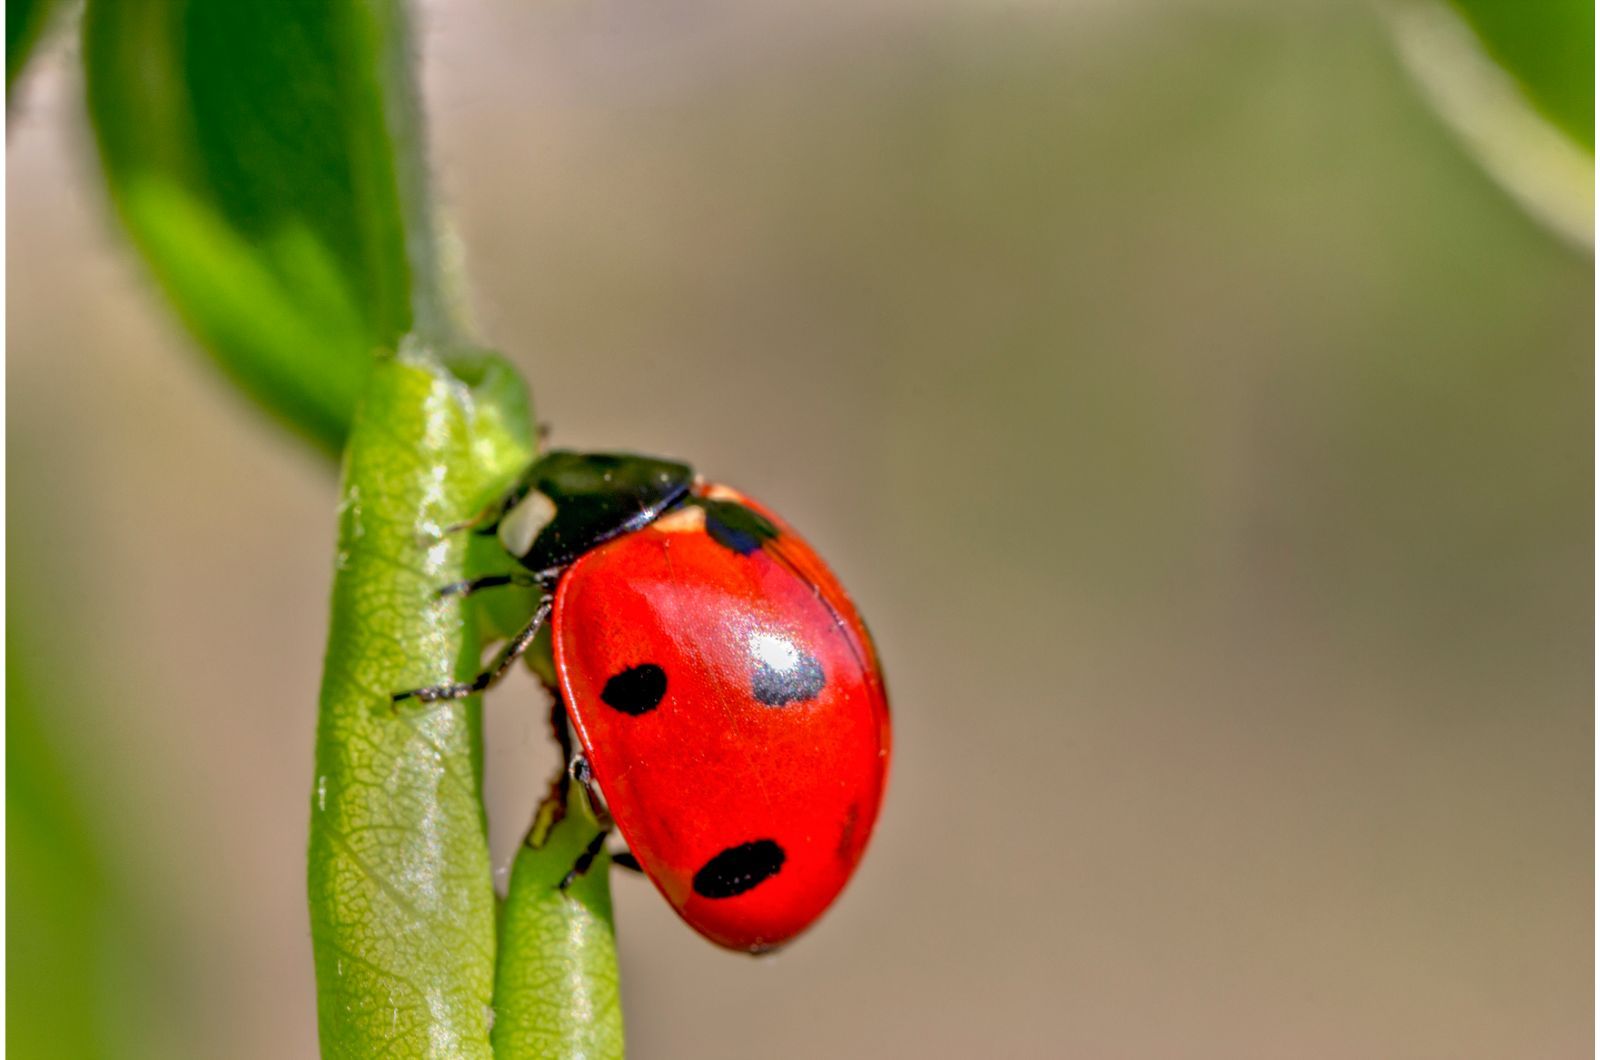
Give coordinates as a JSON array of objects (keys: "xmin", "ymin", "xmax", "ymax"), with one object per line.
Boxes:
[{"xmin": 398, "ymin": 452, "xmax": 890, "ymax": 953}]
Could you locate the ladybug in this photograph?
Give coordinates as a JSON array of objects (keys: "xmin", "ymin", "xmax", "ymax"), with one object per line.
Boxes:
[{"xmin": 397, "ymin": 451, "xmax": 890, "ymax": 953}]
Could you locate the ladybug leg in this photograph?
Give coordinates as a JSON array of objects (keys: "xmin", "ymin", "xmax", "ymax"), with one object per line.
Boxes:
[
  {"xmin": 610, "ymin": 850, "xmax": 642, "ymax": 874},
  {"xmin": 434, "ymin": 571, "xmax": 539, "ymax": 599},
  {"xmin": 436, "ymin": 497, "xmax": 507, "ymax": 537},
  {"xmin": 558, "ymin": 829, "xmax": 610, "ymax": 892},
  {"xmin": 554, "ymin": 742, "xmax": 625, "ymax": 890},
  {"xmin": 567, "ymin": 750, "xmax": 610, "ymax": 816},
  {"xmin": 568, "ymin": 751, "xmax": 593, "ymax": 788},
  {"xmin": 391, "ymin": 597, "xmax": 552, "ymax": 705}
]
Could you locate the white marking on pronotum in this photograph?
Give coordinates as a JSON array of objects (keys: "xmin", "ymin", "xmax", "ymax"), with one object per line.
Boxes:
[
  {"xmin": 498, "ymin": 491, "xmax": 557, "ymax": 556},
  {"xmin": 702, "ymin": 483, "xmax": 745, "ymax": 503},
  {"xmin": 651, "ymin": 504, "xmax": 707, "ymax": 535}
]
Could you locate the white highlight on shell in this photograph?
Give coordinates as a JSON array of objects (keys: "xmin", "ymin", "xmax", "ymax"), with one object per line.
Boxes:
[{"xmin": 748, "ymin": 631, "xmax": 801, "ymax": 674}]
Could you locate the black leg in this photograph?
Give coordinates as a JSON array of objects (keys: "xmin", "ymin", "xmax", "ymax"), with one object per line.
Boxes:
[
  {"xmin": 569, "ymin": 752, "xmax": 593, "ymax": 788},
  {"xmin": 392, "ymin": 597, "xmax": 553, "ymax": 705},
  {"xmin": 567, "ymin": 750, "xmax": 614, "ymax": 819},
  {"xmin": 559, "ymin": 830, "xmax": 610, "ymax": 891},
  {"xmin": 434, "ymin": 571, "xmax": 538, "ymax": 599},
  {"xmin": 611, "ymin": 850, "xmax": 642, "ymax": 874},
  {"xmin": 436, "ymin": 496, "xmax": 507, "ymax": 537}
]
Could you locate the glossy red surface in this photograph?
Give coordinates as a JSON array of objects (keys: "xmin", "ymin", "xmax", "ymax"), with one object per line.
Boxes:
[{"xmin": 553, "ymin": 486, "xmax": 890, "ymax": 951}]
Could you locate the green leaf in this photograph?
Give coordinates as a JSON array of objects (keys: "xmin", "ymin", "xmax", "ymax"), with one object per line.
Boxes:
[
  {"xmin": 82, "ymin": 0, "xmax": 416, "ymax": 452},
  {"xmin": 492, "ymin": 781, "xmax": 625, "ymax": 1060},
  {"xmin": 1387, "ymin": 1, "xmax": 1593, "ymax": 249},
  {"xmin": 1447, "ymin": 0, "xmax": 1594, "ymax": 150},
  {"xmin": 308, "ymin": 351, "xmax": 531, "ymax": 1059},
  {"xmin": 6, "ymin": 623, "xmax": 178, "ymax": 1059},
  {"xmin": 7, "ymin": 644, "xmax": 117, "ymax": 1059},
  {"xmin": 7, "ymin": 0, "xmax": 61, "ymax": 90}
]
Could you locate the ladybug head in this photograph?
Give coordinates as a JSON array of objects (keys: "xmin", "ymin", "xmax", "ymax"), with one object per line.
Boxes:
[{"xmin": 497, "ymin": 450, "xmax": 694, "ymax": 574}]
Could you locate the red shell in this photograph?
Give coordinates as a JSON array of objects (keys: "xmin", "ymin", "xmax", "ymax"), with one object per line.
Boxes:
[{"xmin": 552, "ymin": 485, "xmax": 890, "ymax": 951}]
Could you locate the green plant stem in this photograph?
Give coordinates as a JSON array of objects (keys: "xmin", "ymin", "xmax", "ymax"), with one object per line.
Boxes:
[
  {"xmin": 84, "ymin": 0, "xmax": 627, "ymax": 1048},
  {"xmin": 310, "ymin": 0, "xmax": 628, "ymax": 1051},
  {"xmin": 369, "ymin": 0, "xmax": 468, "ymax": 349},
  {"xmin": 308, "ymin": 351, "xmax": 530, "ymax": 1059},
  {"xmin": 492, "ymin": 780, "xmax": 625, "ymax": 1059}
]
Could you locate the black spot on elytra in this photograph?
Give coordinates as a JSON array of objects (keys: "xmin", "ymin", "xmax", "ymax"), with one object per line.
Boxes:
[
  {"xmin": 698, "ymin": 499, "xmax": 779, "ymax": 555},
  {"xmin": 752, "ymin": 650, "xmax": 825, "ymax": 707},
  {"xmin": 693, "ymin": 839, "xmax": 786, "ymax": 898},
  {"xmin": 600, "ymin": 664, "xmax": 667, "ymax": 716}
]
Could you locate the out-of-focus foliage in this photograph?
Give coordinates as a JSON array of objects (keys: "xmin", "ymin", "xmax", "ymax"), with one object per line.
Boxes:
[
  {"xmin": 6, "ymin": 0, "xmax": 59, "ymax": 89},
  {"xmin": 82, "ymin": 0, "xmax": 413, "ymax": 452},
  {"xmin": 6, "ymin": 626, "xmax": 177, "ymax": 1060},
  {"xmin": 1447, "ymin": 0, "xmax": 1594, "ymax": 150},
  {"xmin": 7, "ymin": 643, "xmax": 113, "ymax": 1058},
  {"xmin": 1388, "ymin": 0, "xmax": 1593, "ymax": 249}
]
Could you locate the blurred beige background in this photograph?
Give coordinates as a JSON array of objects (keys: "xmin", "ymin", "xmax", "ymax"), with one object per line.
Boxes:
[{"xmin": 8, "ymin": 0, "xmax": 1592, "ymax": 1057}]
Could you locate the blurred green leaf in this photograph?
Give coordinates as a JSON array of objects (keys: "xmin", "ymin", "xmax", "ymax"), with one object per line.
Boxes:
[
  {"xmin": 1447, "ymin": 0, "xmax": 1594, "ymax": 150},
  {"xmin": 6, "ymin": 625, "xmax": 178, "ymax": 1059},
  {"xmin": 307, "ymin": 351, "xmax": 531, "ymax": 1059},
  {"xmin": 492, "ymin": 780, "xmax": 624, "ymax": 1060},
  {"xmin": 1387, "ymin": 0, "xmax": 1592, "ymax": 249},
  {"xmin": 7, "ymin": 645, "xmax": 113, "ymax": 1058},
  {"xmin": 7, "ymin": 0, "xmax": 60, "ymax": 90},
  {"xmin": 82, "ymin": 0, "xmax": 415, "ymax": 452}
]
